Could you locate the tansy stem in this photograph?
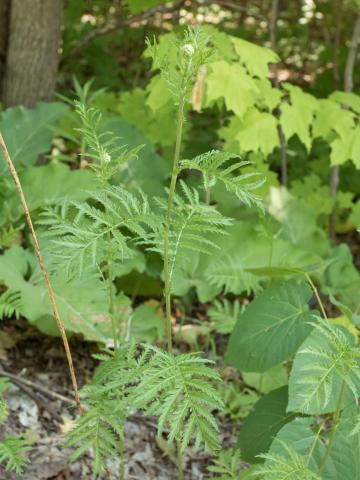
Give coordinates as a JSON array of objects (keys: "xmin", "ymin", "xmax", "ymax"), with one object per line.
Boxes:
[{"xmin": 163, "ymin": 99, "xmax": 185, "ymax": 353}]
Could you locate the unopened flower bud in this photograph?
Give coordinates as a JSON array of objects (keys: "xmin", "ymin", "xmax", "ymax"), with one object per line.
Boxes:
[
  {"xmin": 103, "ymin": 152, "xmax": 111, "ymax": 164},
  {"xmin": 182, "ymin": 43, "xmax": 194, "ymax": 57}
]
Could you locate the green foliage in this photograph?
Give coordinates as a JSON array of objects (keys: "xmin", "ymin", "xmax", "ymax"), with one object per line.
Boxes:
[
  {"xmin": 146, "ymin": 26, "xmax": 212, "ymax": 104},
  {"xmin": 208, "ymin": 448, "xmax": 242, "ymax": 479},
  {"xmin": 288, "ymin": 319, "xmax": 360, "ymax": 414},
  {"xmin": 180, "ymin": 150, "xmax": 265, "ymax": 209},
  {"xmin": 256, "ymin": 441, "xmax": 320, "ymax": 480},
  {"xmin": 237, "ymin": 387, "xmax": 295, "ymax": 464},
  {"xmin": 67, "ymin": 396, "xmax": 125, "ymax": 474},
  {"xmin": 146, "ymin": 181, "xmax": 231, "ymax": 290},
  {"xmin": 67, "ymin": 343, "xmax": 145, "ymax": 473},
  {"xmin": 134, "ymin": 347, "xmax": 223, "ymax": 452},
  {"xmin": 74, "ymin": 101, "xmax": 144, "ymax": 182},
  {"xmin": 226, "ymin": 279, "xmax": 316, "ymax": 372},
  {"xmin": 0, "ymin": 436, "xmax": 32, "ymax": 475},
  {"xmin": 208, "ymin": 299, "xmax": 242, "ymax": 334},
  {"xmin": 0, "ymin": 102, "xmax": 67, "ymax": 173},
  {"xmin": 0, "ymin": 289, "xmax": 22, "ymax": 320},
  {"xmin": 42, "ymin": 186, "xmax": 159, "ymax": 276}
]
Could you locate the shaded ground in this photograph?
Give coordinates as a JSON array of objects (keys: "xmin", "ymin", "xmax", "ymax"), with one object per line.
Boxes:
[{"xmin": 0, "ymin": 319, "xmax": 237, "ymax": 479}]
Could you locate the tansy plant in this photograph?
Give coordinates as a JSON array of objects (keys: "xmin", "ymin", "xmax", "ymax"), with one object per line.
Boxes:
[{"xmin": 43, "ymin": 26, "xmax": 264, "ymax": 479}]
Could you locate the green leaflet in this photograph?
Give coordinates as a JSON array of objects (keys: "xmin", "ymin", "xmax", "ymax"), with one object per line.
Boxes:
[
  {"xmin": 226, "ymin": 279, "xmax": 316, "ymax": 372},
  {"xmin": 0, "ymin": 102, "xmax": 68, "ymax": 173},
  {"xmin": 238, "ymin": 386, "xmax": 296, "ymax": 464},
  {"xmin": 288, "ymin": 320, "xmax": 360, "ymax": 415},
  {"xmin": 133, "ymin": 347, "xmax": 223, "ymax": 453}
]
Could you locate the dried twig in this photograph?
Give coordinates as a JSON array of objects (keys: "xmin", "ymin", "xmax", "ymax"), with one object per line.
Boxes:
[
  {"xmin": 0, "ymin": 133, "xmax": 80, "ymax": 408},
  {"xmin": 0, "ymin": 368, "xmax": 76, "ymax": 405}
]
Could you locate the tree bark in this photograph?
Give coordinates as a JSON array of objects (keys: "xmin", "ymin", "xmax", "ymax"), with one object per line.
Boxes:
[
  {"xmin": 0, "ymin": 0, "xmax": 10, "ymax": 95},
  {"xmin": 2, "ymin": 0, "xmax": 63, "ymax": 108}
]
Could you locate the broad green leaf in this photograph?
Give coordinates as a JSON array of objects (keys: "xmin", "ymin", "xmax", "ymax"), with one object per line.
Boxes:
[
  {"xmin": 205, "ymin": 219, "xmax": 322, "ymax": 296},
  {"xmin": 0, "ymin": 246, "xmax": 111, "ymax": 341},
  {"xmin": 329, "ymin": 91, "xmax": 360, "ymax": 115},
  {"xmin": 312, "ymin": 99, "xmax": 354, "ymax": 140},
  {"xmin": 322, "ymin": 243, "xmax": 360, "ymax": 310},
  {"xmin": 254, "ymin": 78, "xmax": 282, "ymax": 111},
  {"xmin": 0, "ymin": 103, "xmax": 68, "ymax": 173},
  {"xmin": 226, "ymin": 279, "xmax": 316, "ymax": 372},
  {"xmin": 205, "ymin": 61, "xmax": 259, "ymax": 118},
  {"xmin": 330, "ymin": 125, "xmax": 360, "ymax": 168},
  {"xmin": 117, "ymin": 87, "xmax": 177, "ymax": 147},
  {"xmin": 242, "ymin": 364, "xmax": 288, "ymax": 394},
  {"xmin": 219, "ymin": 109, "xmax": 279, "ymax": 156},
  {"xmin": 291, "ymin": 174, "xmax": 335, "ymax": 217},
  {"xmin": 238, "ymin": 387, "xmax": 296, "ymax": 463},
  {"xmin": 146, "ymin": 76, "xmax": 173, "ymax": 112},
  {"xmin": 280, "ymin": 84, "xmax": 318, "ymax": 151},
  {"xmin": 129, "ymin": 302, "xmax": 164, "ymax": 342},
  {"xmin": 231, "ymin": 37, "xmax": 279, "ymax": 78},
  {"xmin": 21, "ymin": 163, "xmax": 98, "ymax": 210},
  {"xmin": 102, "ymin": 115, "xmax": 169, "ymax": 196},
  {"xmin": 288, "ymin": 322, "xmax": 360, "ymax": 415}
]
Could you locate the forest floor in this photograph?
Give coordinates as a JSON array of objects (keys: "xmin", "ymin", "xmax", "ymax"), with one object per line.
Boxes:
[{"xmin": 0, "ymin": 319, "xmax": 238, "ymax": 479}]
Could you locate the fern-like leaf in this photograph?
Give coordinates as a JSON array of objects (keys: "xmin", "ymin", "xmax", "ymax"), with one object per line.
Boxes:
[
  {"xmin": 0, "ymin": 290, "xmax": 22, "ymax": 320},
  {"xmin": 134, "ymin": 346, "xmax": 223, "ymax": 453},
  {"xmin": 41, "ymin": 186, "xmax": 160, "ymax": 276},
  {"xmin": 66, "ymin": 343, "xmax": 148, "ymax": 474},
  {"xmin": 180, "ymin": 150, "xmax": 265, "ymax": 209},
  {"xmin": 295, "ymin": 319, "xmax": 360, "ymax": 413},
  {"xmin": 145, "ymin": 181, "xmax": 232, "ymax": 289},
  {"xmin": 206, "ymin": 254, "xmax": 260, "ymax": 295},
  {"xmin": 208, "ymin": 299, "xmax": 242, "ymax": 334},
  {"xmin": 66, "ymin": 397, "xmax": 125, "ymax": 475},
  {"xmin": 208, "ymin": 448, "xmax": 242, "ymax": 479},
  {"xmin": 75, "ymin": 101, "xmax": 143, "ymax": 181},
  {"xmin": 0, "ymin": 435, "xmax": 32, "ymax": 475},
  {"xmin": 257, "ymin": 442, "xmax": 320, "ymax": 480}
]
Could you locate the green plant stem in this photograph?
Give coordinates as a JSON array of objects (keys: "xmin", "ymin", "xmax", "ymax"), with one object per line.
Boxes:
[
  {"xmin": 318, "ymin": 380, "xmax": 346, "ymax": 474},
  {"xmin": 103, "ymin": 177, "xmax": 118, "ymax": 351},
  {"xmin": 107, "ymin": 250, "xmax": 118, "ymax": 351},
  {"xmin": 305, "ymin": 273, "xmax": 327, "ymax": 320},
  {"xmin": 177, "ymin": 440, "xmax": 183, "ymax": 480},
  {"xmin": 163, "ymin": 100, "xmax": 185, "ymax": 353}
]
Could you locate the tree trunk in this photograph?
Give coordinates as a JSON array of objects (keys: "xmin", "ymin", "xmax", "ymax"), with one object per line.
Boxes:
[
  {"xmin": 0, "ymin": 0, "xmax": 10, "ymax": 94},
  {"xmin": 2, "ymin": 0, "xmax": 63, "ymax": 108}
]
